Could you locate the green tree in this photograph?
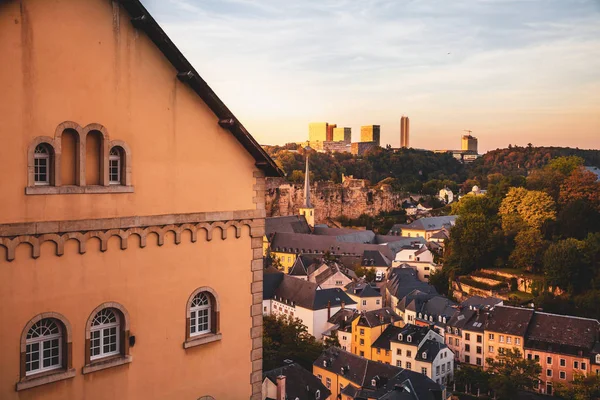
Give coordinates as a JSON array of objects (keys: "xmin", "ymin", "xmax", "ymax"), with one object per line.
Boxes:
[
  {"xmin": 365, "ymin": 267, "xmax": 377, "ymax": 283},
  {"xmin": 554, "ymin": 373, "xmax": 600, "ymax": 400},
  {"xmin": 546, "ymin": 155, "xmax": 584, "ymax": 175},
  {"xmin": 288, "ymin": 169, "xmax": 305, "ymax": 183},
  {"xmin": 453, "ymin": 365, "xmax": 490, "ymax": 395},
  {"xmin": 543, "ymin": 238, "xmax": 591, "ymax": 294},
  {"xmin": 510, "ymin": 228, "xmax": 547, "ymax": 272},
  {"xmin": 485, "ymin": 348, "xmax": 542, "ymax": 400},
  {"xmin": 428, "ymin": 268, "xmax": 451, "ymax": 296},
  {"xmin": 445, "ymin": 213, "xmax": 500, "ymax": 275},
  {"xmin": 263, "ymin": 314, "xmax": 324, "ymax": 371},
  {"xmin": 499, "ymin": 187, "xmax": 556, "ymax": 232},
  {"xmin": 559, "ymin": 167, "xmax": 600, "ymax": 211}
]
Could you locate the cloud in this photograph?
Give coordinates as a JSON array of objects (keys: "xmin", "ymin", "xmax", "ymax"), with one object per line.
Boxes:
[{"xmin": 141, "ymin": 0, "xmax": 600, "ymax": 151}]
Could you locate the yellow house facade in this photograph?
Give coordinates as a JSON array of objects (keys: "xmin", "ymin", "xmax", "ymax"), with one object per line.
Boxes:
[{"xmin": 351, "ymin": 308, "xmax": 403, "ymax": 360}]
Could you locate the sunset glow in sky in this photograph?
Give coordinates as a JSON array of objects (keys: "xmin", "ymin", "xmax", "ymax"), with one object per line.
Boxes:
[{"xmin": 143, "ymin": 0, "xmax": 600, "ymax": 152}]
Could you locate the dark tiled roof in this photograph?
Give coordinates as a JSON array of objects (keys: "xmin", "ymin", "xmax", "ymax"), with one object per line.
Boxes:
[
  {"xmin": 460, "ymin": 296, "xmax": 503, "ymax": 309},
  {"xmin": 314, "ymin": 348, "xmax": 401, "ymax": 387},
  {"xmin": 314, "ymin": 348, "xmax": 443, "ymax": 400},
  {"xmin": 417, "ymin": 296, "xmax": 457, "ymax": 322},
  {"xmin": 391, "ymin": 216, "xmax": 457, "ymax": 233},
  {"xmin": 389, "ymin": 325, "xmax": 432, "ymax": 347},
  {"xmin": 429, "ymin": 230, "xmax": 449, "ymax": 240},
  {"xmin": 266, "ymin": 215, "xmax": 311, "ymax": 237},
  {"xmin": 447, "ymin": 308, "xmax": 477, "ymax": 330},
  {"xmin": 328, "ymin": 308, "xmax": 360, "ymax": 328},
  {"xmin": 372, "ymin": 325, "xmax": 404, "ymax": 350},
  {"xmin": 386, "ymin": 268, "xmax": 438, "ymax": 301},
  {"xmin": 357, "ymin": 308, "xmax": 402, "ymax": 328},
  {"xmin": 263, "ymin": 362, "xmax": 331, "ymax": 400},
  {"xmin": 269, "ymin": 275, "xmax": 356, "ymax": 310},
  {"xmin": 524, "ymin": 312, "xmax": 599, "ymax": 356},
  {"xmin": 485, "ymin": 305, "xmax": 534, "ymax": 336},
  {"xmin": 362, "ymin": 250, "xmax": 391, "ymax": 267},
  {"xmin": 271, "ymin": 232, "xmax": 394, "ymax": 259},
  {"xmin": 415, "ymin": 340, "xmax": 446, "ymax": 362},
  {"xmin": 263, "ymin": 270, "xmax": 284, "ymax": 300},
  {"xmin": 346, "ymin": 281, "xmax": 382, "ymax": 298},
  {"xmin": 399, "ymin": 291, "xmax": 437, "ymax": 313},
  {"xmin": 313, "ymin": 226, "xmax": 360, "ymax": 236},
  {"xmin": 115, "ymin": 1, "xmax": 281, "ymax": 176}
]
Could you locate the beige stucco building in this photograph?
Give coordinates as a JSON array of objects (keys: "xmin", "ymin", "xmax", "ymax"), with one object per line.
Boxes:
[{"xmin": 0, "ymin": 1, "xmax": 281, "ymax": 399}]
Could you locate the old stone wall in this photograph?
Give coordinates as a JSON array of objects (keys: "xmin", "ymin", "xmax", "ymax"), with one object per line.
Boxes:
[{"xmin": 265, "ymin": 177, "xmax": 406, "ymax": 224}]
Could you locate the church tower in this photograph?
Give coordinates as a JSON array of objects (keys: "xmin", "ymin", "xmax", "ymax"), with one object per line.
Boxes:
[{"xmin": 299, "ymin": 154, "xmax": 315, "ymax": 227}]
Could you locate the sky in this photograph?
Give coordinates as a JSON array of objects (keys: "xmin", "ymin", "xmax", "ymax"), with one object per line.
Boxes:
[{"xmin": 142, "ymin": 0, "xmax": 600, "ymax": 152}]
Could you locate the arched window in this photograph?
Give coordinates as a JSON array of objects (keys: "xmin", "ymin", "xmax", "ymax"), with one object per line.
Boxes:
[
  {"xmin": 25, "ymin": 319, "xmax": 62, "ymax": 376},
  {"xmin": 185, "ymin": 288, "xmax": 221, "ymax": 348},
  {"xmin": 33, "ymin": 144, "xmax": 52, "ymax": 186},
  {"xmin": 190, "ymin": 292, "xmax": 211, "ymax": 337},
  {"xmin": 90, "ymin": 309, "xmax": 120, "ymax": 360},
  {"xmin": 109, "ymin": 147, "xmax": 123, "ymax": 185}
]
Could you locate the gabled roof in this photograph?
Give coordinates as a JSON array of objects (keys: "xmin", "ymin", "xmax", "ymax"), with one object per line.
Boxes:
[
  {"xmin": 485, "ymin": 305, "xmax": 534, "ymax": 336},
  {"xmin": 116, "ymin": 0, "xmax": 282, "ymax": 176},
  {"xmin": 372, "ymin": 325, "xmax": 404, "ymax": 350},
  {"xmin": 263, "ymin": 362, "xmax": 331, "ymax": 400},
  {"xmin": 346, "ymin": 281, "xmax": 382, "ymax": 298},
  {"xmin": 314, "ymin": 348, "xmax": 401, "ymax": 387},
  {"xmin": 266, "ymin": 216, "xmax": 311, "ymax": 237},
  {"xmin": 328, "ymin": 308, "xmax": 360, "ymax": 327},
  {"xmin": 362, "ymin": 250, "xmax": 392, "ymax": 267},
  {"xmin": 266, "ymin": 274, "xmax": 356, "ymax": 310},
  {"xmin": 314, "ymin": 349, "xmax": 443, "ymax": 400},
  {"xmin": 357, "ymin": 308, "xmax": 402, "ymax": 328},
  {"xmin": 387, "ymin": 268, "xmax": 438, "ymax": 302},
  {"xmin": 263, "ymin": 270, "xmax": 285, "ymax": 300},
  {"xmin": 415, "ymin": 340, "xmax": 448, "ymax": 363}
]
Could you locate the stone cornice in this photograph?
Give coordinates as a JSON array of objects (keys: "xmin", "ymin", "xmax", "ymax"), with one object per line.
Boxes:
[{"xmin": 0, "ymin": 208, "xmax": 266, "ymax": 262}]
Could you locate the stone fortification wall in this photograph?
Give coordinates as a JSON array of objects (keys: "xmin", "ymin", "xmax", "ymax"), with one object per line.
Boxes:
[{"xmin": 265, "ymin": 177, "xmax": 405, "ymax": 224}]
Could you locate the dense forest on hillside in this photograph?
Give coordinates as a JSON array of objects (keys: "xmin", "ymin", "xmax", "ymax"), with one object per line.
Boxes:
[
  {"xmin": 264, "ymin": 144, "xmax": 600, "ymax": 194},
  {"xmin": 439, "ymin": 156, "xmax": 600, "ymax": 320}
]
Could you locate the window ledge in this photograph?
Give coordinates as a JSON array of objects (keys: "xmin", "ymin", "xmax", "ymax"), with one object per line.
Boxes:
[
  {"xmin": 16, "ymin": 368, "xmax": 76, "ymax": 391},
  {"xmin": 183, "ymin": 333, "xmax": 222, "ymax": 349},
  {"xmin": 82, "ymin": 355, "xmax": 132, "ymax": 375},
  {"xmin": 25, "ymin": 185, "xmax": 134, "ymax": 195}
]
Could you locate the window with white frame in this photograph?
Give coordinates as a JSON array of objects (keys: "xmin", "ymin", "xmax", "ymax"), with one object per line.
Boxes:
[
  {"xmin": 34, "ymin": 144, "xmax": 51, "ymax": 185},
  {"xmin": 109, "ymin": 148, "xmax": 122, "ymax": 185},
  {"xmin": 90, "ymin": 308, "xmax": 120, "ymax": 360},
  {"xmin": 190, "ymin": 292, "xmax": 211, "ymax": 337},
  {"xmin": 25, "ymin": 319, "xmax": 62, "ymax": 376}
]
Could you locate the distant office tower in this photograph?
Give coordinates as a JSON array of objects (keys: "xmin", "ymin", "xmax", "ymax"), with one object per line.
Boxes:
[
  {"xmin": 308, "ymin": 122, "xmax": 328, "ymax": 150},
  {"xmin": 326, "ymin": 124, "xmax": 337, "ymax": 141},
  {"xmin": 360, "ymin": 125, "xmax": 381, "ymax": 146},
  {"xmin": 333, "ymin": 127, "xmax": 352, "ymax": 143},
  {"xmin": 461, "ymin": 135, "xmax": 478, "ymax": 153},
  {"xmin": 400, "ymin": 116, "xmax": 410, "ymax": 148}
]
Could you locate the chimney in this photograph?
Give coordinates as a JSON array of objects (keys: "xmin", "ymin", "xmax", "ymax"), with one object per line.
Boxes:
[
  {"xmin": 276, "ymin": 375, "xmax": 286, "ymax": 400},
  {"xmin": 327, "ymin": 301, "xmax": 331, "ymax": 319},
  {"xmin": 379, "ymin": 313, "xmax": 384, "ymax": 323},
  {"xmin": 341, "ymin": 301, "xmax": 345, "ymax": 310}
]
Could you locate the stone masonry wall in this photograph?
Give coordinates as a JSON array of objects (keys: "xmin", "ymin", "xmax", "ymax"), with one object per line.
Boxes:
[{"xmin": 265, "ymin": 178, "xmax": 406, "ymax": 224}]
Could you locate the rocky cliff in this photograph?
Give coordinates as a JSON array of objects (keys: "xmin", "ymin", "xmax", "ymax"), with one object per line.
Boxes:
[{"xmin": 265, "ymin": 176, "xmax": 407, "ymax": 224}]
